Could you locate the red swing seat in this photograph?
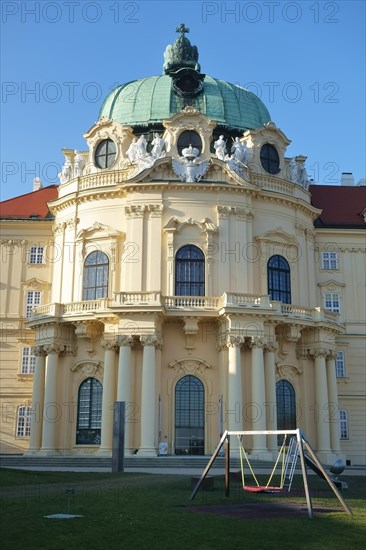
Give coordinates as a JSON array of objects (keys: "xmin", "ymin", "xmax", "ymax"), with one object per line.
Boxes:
[{"xmin": 243, "ymin": 486, "xmax": 283, "ymax": 493}]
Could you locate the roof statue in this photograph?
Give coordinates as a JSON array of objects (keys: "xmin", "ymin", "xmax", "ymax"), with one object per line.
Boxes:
[{"xmin": 163, "ymin": 23, "xmax": 201, "ymax": 74}]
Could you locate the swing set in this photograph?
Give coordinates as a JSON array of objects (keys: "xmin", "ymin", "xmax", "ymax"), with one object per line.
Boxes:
[
  {"xmin": 190, "ymin": 429, "xmax": 352, "ymax": 519},
  {"xmin": 239, "ymin": 434, "xmax": 288, "ymax": 493}
]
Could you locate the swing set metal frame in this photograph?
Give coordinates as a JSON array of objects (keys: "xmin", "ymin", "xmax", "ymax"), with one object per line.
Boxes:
[{"xmin": 190, "ymin": 429, "xmax": 352, "ymax": 519}]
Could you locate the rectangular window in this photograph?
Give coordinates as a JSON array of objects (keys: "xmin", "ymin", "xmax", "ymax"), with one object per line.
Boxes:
[
  {"xmin": 339, "ymin": 410, "xmax": 349, "ymax": 440},
  {"xmin": 21, "ymin": 347, "xmax": 36, "ymax": 374},
  {"xmin": 322, "ymin": 252, "xmax": 338, "ymax": 270},
  {"xmin": 16, "ymin": 406, "xmax": 32, "ymax": 438},
  {"xmin": 29, "ymin": 246, "xmax": 44, "ymax": 264},
  {"xmin": 25, "ymin": 291, "xmax": 41, "ymax": 318},
  {"xmin": 336, "ymin": 351, "xmax": 346, "ymax": 378},
  {"xmin": 323, "ymin": 292, "xmax": 340, "ymax": 313}
]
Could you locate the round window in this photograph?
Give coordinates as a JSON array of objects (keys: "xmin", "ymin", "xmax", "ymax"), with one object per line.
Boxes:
[
  {"xmin": 260, "ymin": 144, "xmax": 280, "ymax": 175},
  {"xmin": 95, "ymin": 139, "xmax": 117, "ymax": 169}
]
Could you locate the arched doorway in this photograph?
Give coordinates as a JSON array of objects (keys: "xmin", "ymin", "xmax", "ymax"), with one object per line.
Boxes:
[{"xmin": 175, "ymin": 375, "xmax": 204, "ymax": 455}]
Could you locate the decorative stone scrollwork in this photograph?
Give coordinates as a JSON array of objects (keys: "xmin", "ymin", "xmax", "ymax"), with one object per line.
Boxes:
[
  {"xmin": 276, "ymin": 363, "xmax": 303, "ymax": 380},
  {"xmin": 71, "ymin": 360, "xmax": 103, "ymax": 382},
  {"xmin": 168, "ymin": 357, "xmax": 211, "ymax": 376}
]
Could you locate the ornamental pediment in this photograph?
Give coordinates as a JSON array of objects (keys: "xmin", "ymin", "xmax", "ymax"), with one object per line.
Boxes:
[
  {"xmin": 256, "ymin": 227, "xmax": 298, "ymax": 246},
  {"xmin": 76, "ymin": 222, "xmax": 123, "ymax": 241},
  {"xmin": 164, "ymin": 217, "xmax": 217, "ymax": 234},
  {"xmin": 317, "ymin": 279, "xmax": 345, "ymax": 289}
]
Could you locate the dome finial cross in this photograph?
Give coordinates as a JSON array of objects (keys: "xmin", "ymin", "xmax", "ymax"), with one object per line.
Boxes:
[{"xmin": 176, "ymin": 23, "xmax": 189, "ymax": 36}]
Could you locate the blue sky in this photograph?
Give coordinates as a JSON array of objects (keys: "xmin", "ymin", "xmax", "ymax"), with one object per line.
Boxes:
[{"xmin": 1, "ymin": 0, "xmax": 365, "ymax": 201}]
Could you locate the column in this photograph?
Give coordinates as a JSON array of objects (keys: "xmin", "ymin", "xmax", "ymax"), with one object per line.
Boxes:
[
  {"xmin": 326, "ymin": 351, "xmax": 342, "ymax": 454},
  {"xmin": 226, "ymin": 335, "xmax": 244, "ymax": 455},
  {"xmin": 116, "ymin": 336, "xmax": 134, "ymax": 454},
  {"xmin": 138, "ymin": 334, "xmax": 158, "ymax": 456},
  {"xmin": 99, "ymin": 340, "xmax": 117, "ymax": 454},
  {"xmin": 41, "ymin": 344, "xmax": 63, "ymax": 454},
  {"xmin": 250, "ymin": 337, "xmax": 269, "ymax": 457},
  {"xmin": 27, "ymin": 346, "xmax": 46, "ymax": 453},
  {"xmin": 264, "ymin": 341, "xmax": 278, "ymax": 453},
  {"xmin": 313, "ymin": 349, "xmax": 332, "ymax": 462}
]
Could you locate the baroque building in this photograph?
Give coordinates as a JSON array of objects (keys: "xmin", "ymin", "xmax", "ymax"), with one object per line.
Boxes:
[{"xmin": 1, "ymin": 26, "xmax": 365, "ymax": 464}]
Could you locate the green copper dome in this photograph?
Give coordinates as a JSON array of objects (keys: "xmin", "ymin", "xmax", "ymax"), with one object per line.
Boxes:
[
  {"xmin": 99, "ymin": 75, "xmax": 270, "ymax": 132},
  {"xmin": 100, "ymin": 25, "xmax": 270, "ymax": 132}
]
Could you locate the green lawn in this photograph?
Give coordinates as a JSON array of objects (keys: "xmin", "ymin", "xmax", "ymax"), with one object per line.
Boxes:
[{"xmin": 0, "ymin": 468, "xmax": 365, "ymax": 550}]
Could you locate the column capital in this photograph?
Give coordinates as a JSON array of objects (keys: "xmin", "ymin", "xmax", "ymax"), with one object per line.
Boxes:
[
  {"xmin": 101, "ymin": 339, "xmax": 118, "ymax": 352},
  {"xmin": 249, "ymin": 336, "xmax": 266, "ymax": 349},
  {"xmin": 225, "ymin": 334, "xmax": 244, "ymax": 348},
  {"xmin": 309, "ymin": 347, "xmax": 329, "ymax": 359},
  {"xmin": 327, "ymin": 349, "xmax": 337, "ymax": 361},
  {"xmin": 44, "ymin": 343, "xmax": 64, "ymax": 356},
  {"xmin": 140, "ymin": 334, "xmax": 159, "ymax": 347},
  {"xmin": 116, "ymin": 335, "xmax": 134, "ymax": 347},
  {"xmin": 32, "ymin": 345, "xmax": 47, "ymax": 357},
  {"xmin": 264, "ymin": 339, "xmax": 279, "ymax": 353}
]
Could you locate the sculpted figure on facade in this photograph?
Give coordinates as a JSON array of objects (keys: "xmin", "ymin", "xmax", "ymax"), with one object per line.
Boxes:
[
  {"xmin": 58, "ymin": 157, "xmax": 72, "ymax": 184},
  {"xmin": 298, "ymin": 161, "xmax": 309, "ymax": 188},
  {"xmin": 225, "ymin": 137, "xmax": 248, "ymax": 177},
  {"xmin": 151, "ymin": 133, "xmax": 166, "ymax": 160},
  {"xmin": 127, "ymin": 138, "xmax": 138, "ymax": 163},
  {"xmin": 289, "ymin": 158, "xmax": 298, "ymax": 183},
  {"xmin": 213, "ymin": 135, "xmax": 227, "ymax": 161},
  {"xmin": 74, "ymin": 150, "xmax": 86, "ymax": 177}
]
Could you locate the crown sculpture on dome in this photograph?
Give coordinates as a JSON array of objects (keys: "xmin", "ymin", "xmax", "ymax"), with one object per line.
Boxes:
[{"xmin": 163, "ymin": 23, "xmax": 200, "ymax": 74}]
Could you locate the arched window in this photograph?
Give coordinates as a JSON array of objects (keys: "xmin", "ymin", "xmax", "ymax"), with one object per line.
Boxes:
[
  {"xmin": 177, "ymin": 130, "xmax": 202, "ymax": 156},
  {"xmin": 16, "ymin": 405, "xmax": 31, "ymax": 438},
  {"xmin": 175, "ymin": 375, "xmax": 204, "ymax": 455},
  {"xmin": 268, "ymin": 255, "xmax": 291, "ymax": 304},
  {"xmin": 76, "ymin": 378, "xmax": 103, "ymax": 445},
  {"xmin": 175, "ymin": 245, "xmax": 205, "ymax": 296},
  {"xmin": 82, "ymin": 251, "xmax": 109, "ymax": 300},
  {"xmin": 276, "ymin": 380, "xmax": 296, "ymax": 431}
]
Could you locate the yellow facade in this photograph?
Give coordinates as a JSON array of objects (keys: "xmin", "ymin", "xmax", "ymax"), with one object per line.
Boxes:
[{"xmin": 1, "ymin": 32, "xmax": 365, "ymax": 465}]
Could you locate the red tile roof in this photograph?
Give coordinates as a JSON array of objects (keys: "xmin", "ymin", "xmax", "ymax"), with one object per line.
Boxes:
[
  {"xmin": 309, "ymin": 185, "xmax": 366, "ymax": 228},
  {"xmin": 0, "ymin": 185, "xmax": 58, "ymax": 220}
]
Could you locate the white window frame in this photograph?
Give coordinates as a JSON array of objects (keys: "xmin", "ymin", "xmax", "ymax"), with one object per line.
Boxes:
[
  {"xmin": 16, "ymin": 405, "xmax": 32, "ymax": 438},
  {"xmin": 322, "ymin": 251, "xmax": 338, "ymax": 270},
  {"xmin": 21, "ymin": 347, "xmax": 36, "ymax": 374},
  {"xmin": 336, "ymin": 351, "xmax": 346, "ymax": 378},
  {"xmin": 29, "ymin": 245, "xmax": 44, "ymax": 264},
  {"xmin": 323, "ymin": 292, "xmax": 340, "ymax": 313},
  {"xmin": 339, "ymin": 410, "xmax": 349, "ymax": 440},
  {"xmin": 25, "ymin": 291, "xmax": 41, "ymax": 318}
]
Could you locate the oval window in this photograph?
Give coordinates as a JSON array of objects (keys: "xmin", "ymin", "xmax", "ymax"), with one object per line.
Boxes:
[
  {"xmin": 260, "ymin": 144, "xmax": 280, "ymax": 175},
  {"xmin": 94, "ymin": 139, "xmax": 117, "ymax": 169}
]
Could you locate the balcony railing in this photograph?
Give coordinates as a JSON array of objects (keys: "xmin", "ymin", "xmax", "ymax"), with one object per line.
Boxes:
[
  {"xmin": 163, "ymin": 296, "xmax": 221, "ymax": 309},
  {"xmin": 113, "ymin": 292, "xmax": 161, "ymax": 306},
  {"xmin": 29, "ymin": 294, "xmax": 341, "ymax": 326}
]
